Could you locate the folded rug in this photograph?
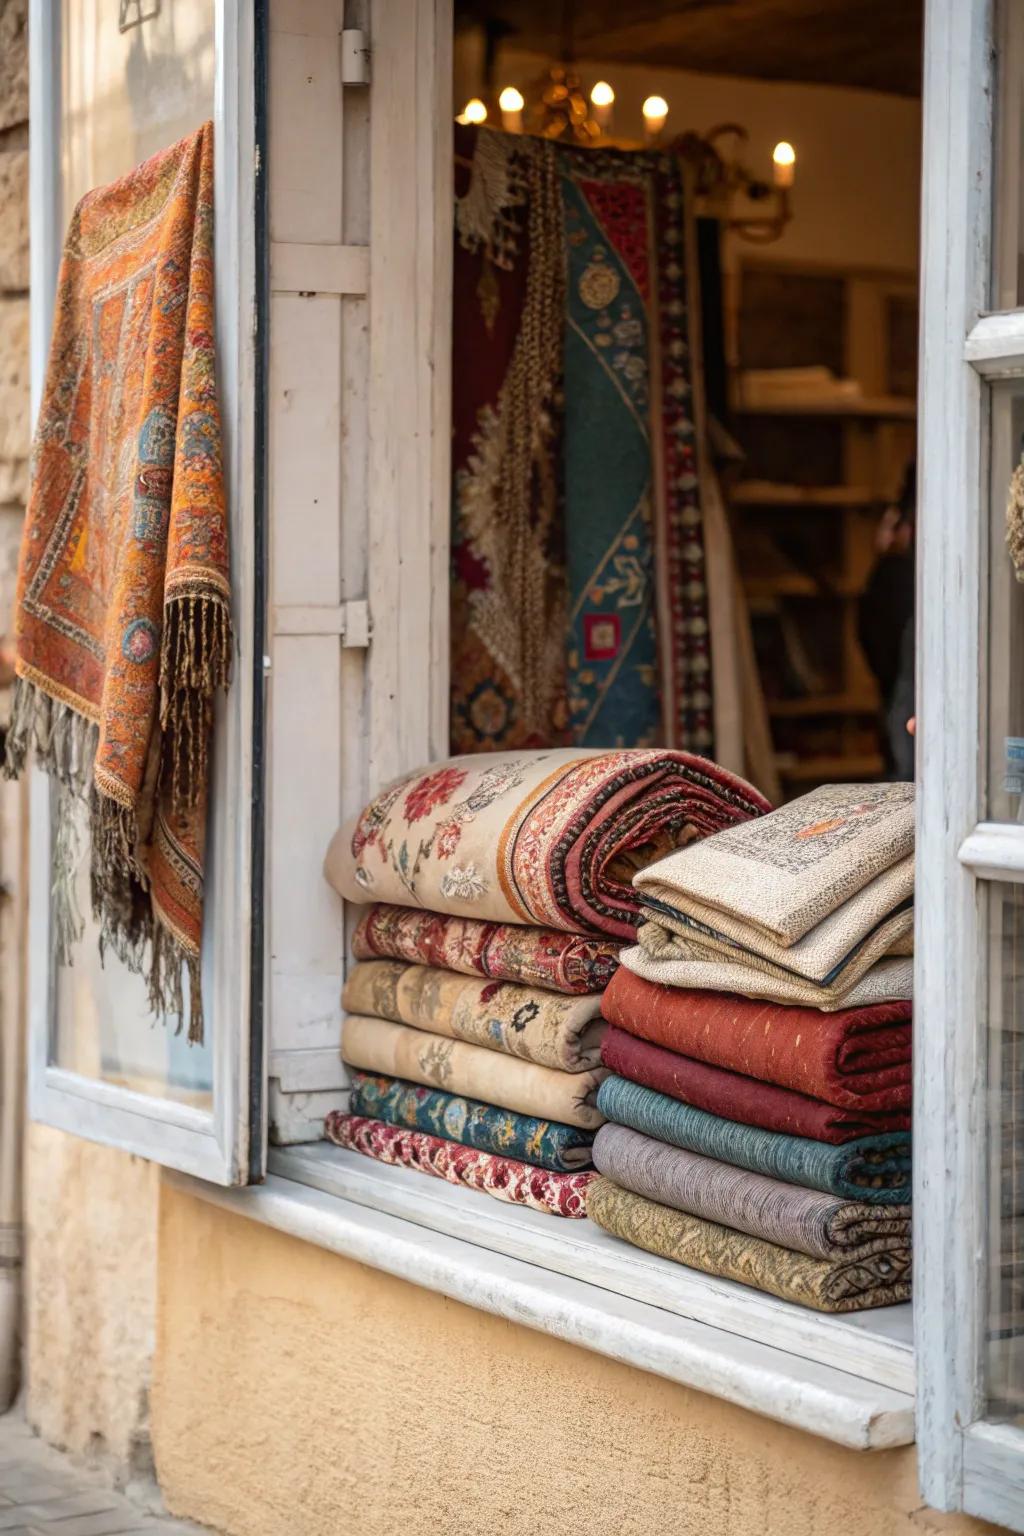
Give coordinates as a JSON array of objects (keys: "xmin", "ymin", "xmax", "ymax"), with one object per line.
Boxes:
[
  {"xmin": 601, "ymin": 1026, "xmax": 910, "ymax": 1142},
  {"xmin": 342, "ymin": 1014, "xmax": 607, "ymax": 1129},
  {"xmin": 640, "ymin": 873, "xmax": 913, "ymax": 989},
  {"xmin": 324, "ymin": 749, "xmax": 768, "ymax": 938},
  {"xmin": 4, "ymin": 124, "xmax": 231, "ymax": 1041},
  {"xmin": 635, "ymin": 782, "xmax": 914, "ymax": 946},
  {"xmin": 626, "ymin": 932, "xmax": 913, "ymax": 1011},
  {"xmin": 352, "ymin": 904, "xmax": 623, "ymax": 994},
  {"xmin": 594, "ymin": 1124, "xmax": 911, "ymax": 1259},
  {"xmin": 325, "ymin": 1112, "xmax": 594, "ymax": 1217},
  {"xmin": 597, "ymin": 1075, "xmax": 911, "ymax": 1201},
  {"xmin": 602, "ymin": 968, "xmax": 911, "ymax": 1109},
  {"xmin": 347, "ymin": 1069, "xmax": 595, "ymax": 1171},
  {"xmin": 343, "ymin": 961, "xmax": 605, "ymax": 1072},
  {"xmin": 586, "ymin": 1176, "xmax": 912, "ymax": 1311}
]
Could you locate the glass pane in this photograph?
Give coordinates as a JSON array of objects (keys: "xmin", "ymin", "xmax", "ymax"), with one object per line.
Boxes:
[
  {"xmin": 51, "ymin": 0, "xmax": 216, "ymax": 1105},
  {"xmin": 986, "ymin": 880, "xmax": 1024, "ymax": 1418},
  {"xmin": 994, "ymin": 0, "xmax": 1024, "ymax": 308},
  {"xmin": 986, "ymin": 383, "xmax": 1024, "ymax": 823}
]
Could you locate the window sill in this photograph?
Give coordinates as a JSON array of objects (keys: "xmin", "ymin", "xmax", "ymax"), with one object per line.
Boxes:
[{"xmin": 167, "ymin": 1150, "xmax": 914, "ymax": 1453}]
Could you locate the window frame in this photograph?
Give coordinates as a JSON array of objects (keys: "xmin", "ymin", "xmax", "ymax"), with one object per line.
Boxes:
[
  {"xmin": 25, "ymin": 0, "xmax": 265, "ymax": 1185},
  {"xmin": 915, "ymin": 0, "xmax": 1024, "ymax": 1525}
]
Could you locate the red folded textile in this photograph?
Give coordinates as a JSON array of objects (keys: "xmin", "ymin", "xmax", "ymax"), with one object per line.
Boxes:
[
  {"xmin": 601, "ymin": 1026, "xmax": 911, "ymax": 1144},
  {"xmin": 603, "ymin": 968, "xmax": 910, "ymax": 1110}
]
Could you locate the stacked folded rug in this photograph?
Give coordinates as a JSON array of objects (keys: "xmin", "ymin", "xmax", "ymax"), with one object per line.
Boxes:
[
  {"xmin": 322, "ymin": 749, "xmax": 769, "ymax": 1217},
  {"xmin": 587, "ymin": 782, "xmax": 915, "ymax": 1310}
]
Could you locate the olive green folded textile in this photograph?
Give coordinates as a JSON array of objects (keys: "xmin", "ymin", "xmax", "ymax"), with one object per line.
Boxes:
[
  {"xmin": 597, "ymin": 1075, "xmax": 910, "ymax": 1202},
  {"xmin": 586, "ymin": 1176, "xmax": 912, "ymax": 1311},
  {"xmin": 342, "ymin": 1013, "xmax": 607, "ymax": 1129},
  {"xmin": 593, "ymin": 1124, "xmax": 911, "ymax": 1259},
  {"xmin": 342, "ymin": 960, "xmax": 605, "ymax": 1072}
]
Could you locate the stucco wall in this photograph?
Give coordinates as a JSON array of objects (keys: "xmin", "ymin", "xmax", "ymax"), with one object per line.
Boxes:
[
  {"xmin": 153, "ymin": 1184, "xmax": 1001, "ymax": 1536},
  {"xmin": 23, "ymin": 1126, "xmax": 159, "ymax": 1480}
]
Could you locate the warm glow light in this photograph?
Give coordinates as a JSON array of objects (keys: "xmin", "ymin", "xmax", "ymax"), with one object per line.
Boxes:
[
  {"xmin": 499, "ymin": 86, "xmax": 525, "ymax": 112},
  {"xmin": 642, "ymin": 94, "xmax": 669, "ymax": 123},
  {"xmin": 590, "ymin": 80, "xmax": 615, "ymax": 108},
  {"xmin": 458, "ymin": 97, "xmax": 488, "ymax": 125},
  {"xmin": 773, "ymin": 140, "xmax": 796, "ymax": 168}
]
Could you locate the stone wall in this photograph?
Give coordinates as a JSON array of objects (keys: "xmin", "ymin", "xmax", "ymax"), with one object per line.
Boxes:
[{"xmin": 0, "ymin": 0, "xmax": 29, "ymax": 607}]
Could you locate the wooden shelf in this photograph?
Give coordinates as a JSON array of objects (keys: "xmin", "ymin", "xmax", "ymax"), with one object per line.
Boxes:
[
  {"xmin": 735, "ymin": 394, "xmax": 916, "ymax": 420},
  {"xmin": 768, "ymin": 692, "xmax": 880, "ymax": 719},
  {"xmin": 731, "ymin": 482, "xmax": 878, "ymax": 509},
  {"xmin": 775, "ymin": 753, "xmax": 886, "ymax": 782}
]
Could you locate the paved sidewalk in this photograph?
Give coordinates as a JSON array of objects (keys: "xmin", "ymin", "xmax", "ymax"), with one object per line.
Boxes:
[{"xmin": 0, "ymin": 1414, "xmax": 214, "ymax": 1536}]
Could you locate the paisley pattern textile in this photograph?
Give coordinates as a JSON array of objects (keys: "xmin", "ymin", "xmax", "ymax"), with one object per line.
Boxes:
[
  {"xmin": 347, "ymin": 1070, "xmax": 595, "ymax": 1171},
  {"xmin": 351, "ymin": 903, "xmax": 623, "ymax": 995},
  {"xmin": 325, "ymin": 1112, "xmax": 595, "ymax": 1218},
  {"xmin": 343, "ymin": 961, "xmax": 606, "ymax": 1072},
  {"xmin": 450, "ymin": 126, "xmax": 713, "ymax": 754},
  {"xmin": 594, "ymin": 1125, "xmax": 911, "ymax": 1260},
  {"xmin": 342, "ymin": 1014, "xmax": 607, "ymax": 1130},
  {"xmin": 624, "ymin": 934, "xmax": 913, "ymax": 1011},
  {"xmin": 602, "ymin": 969, "xmax": 911, "ymax": 1109},
  {"xmin": 601, "ymin": 1025, "xmax": 910, "ymax": 1143},
  {"xmin": 586, "ymin": 1176, "xmax": 912, "ymax": 1311},
  {"xmin": 597, "ymin": 1075, "xmax": 911, "ymax": 1202},
  {"xmin": 324, "ymin": 747, "xmax": 769, "ymax": 939},
  {"xmin": 5, "ymin": 124, "xmax": 230, "ymax": 1039}
]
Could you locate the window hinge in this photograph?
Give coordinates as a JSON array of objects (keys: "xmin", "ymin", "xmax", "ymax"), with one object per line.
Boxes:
[
  {"xmin": 341, "ymin": 29, "xmax": 370, "ymax": 85},
  {"xmin": 272, "ymin": 600, "xmax": 371, "ymax": 648}
]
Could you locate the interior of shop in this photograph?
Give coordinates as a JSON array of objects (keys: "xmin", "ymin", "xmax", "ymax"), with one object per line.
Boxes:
[{"xmin": 448, "ymin": 0, "xmax": 922, "ymax": 803}]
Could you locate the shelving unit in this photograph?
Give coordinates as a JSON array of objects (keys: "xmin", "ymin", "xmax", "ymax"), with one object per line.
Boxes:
[{"xmin": 725, "ymin": 259, "xmax": 918, "ymax": 797}]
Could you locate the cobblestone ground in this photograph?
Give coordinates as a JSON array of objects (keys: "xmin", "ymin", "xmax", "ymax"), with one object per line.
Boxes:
[{"xmin": 0, "ymin": 1415, "xmax": 215, "ymax": 1536}]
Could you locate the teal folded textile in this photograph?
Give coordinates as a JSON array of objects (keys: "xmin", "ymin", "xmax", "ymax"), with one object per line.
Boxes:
[
  {"xmin": 596, "ymin": 1075, "xmax": 910, "ymax": 1203},
  {"xmin": 348, "ymin": 1069, "xmax": 595, "ymax": 1172}
]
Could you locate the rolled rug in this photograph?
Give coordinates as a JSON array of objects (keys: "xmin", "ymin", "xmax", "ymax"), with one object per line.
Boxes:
[
  {"xmin": 602, "ymin": 968, "xmax": 911, "ymax": 1110},
  {"xmin": 593, "ymin": 1124, "xmax": 911, "ymax": 1259},
  {"xmin": 597, "ymin": 1075, "xmax": 911, "ymax": 1202},
  {"xmin": 352, "ymin": 904, "xmax": 623, "ymax": 994},
  {"xmin": 347, "ymin": 1069, "xmax": 595, "ymax": 1172},
  {"xmin": 625, "ymin": 932, "xmax": 913, "ymax": 1011},
  {"xmin": 634, "ymin": 782, "xmax": 915, "ymax": 947},
  {"xmin": 586, "ymin": 1176, "xmax": 911, "ymax": 1312},
  {"xmin": 324, "ymin": 749, "xmax": 769, "ymax": 938},
  {"xmin": 343, "ymin": 960, "xmax": 605, "ymax": 1072},
  {"xmin": 342, "ymin": 1014, "xmax": 607, "ymax": 1129},
  {"xmin": 325, "ymin": 1112, "xmax": 594, "ymax": 1218},
  {"xmin": 600, "ymin": 1026, "xmax": 910, "ymax": 1143}
]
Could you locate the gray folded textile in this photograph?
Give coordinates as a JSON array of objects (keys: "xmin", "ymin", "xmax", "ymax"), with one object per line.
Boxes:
[{"xmin": 593, "ymin": 1123, "xmax": 911, "ymax": 1260}]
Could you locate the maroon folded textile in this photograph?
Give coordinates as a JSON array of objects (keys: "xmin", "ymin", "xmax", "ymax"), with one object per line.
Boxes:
[
  {"xmin": 603, "ymin": 968, "xmax": 910, "ymax": 1110},
  {"xmin": 600, "ymin": 1026, "xmax": 911, "ymax": 1144}
]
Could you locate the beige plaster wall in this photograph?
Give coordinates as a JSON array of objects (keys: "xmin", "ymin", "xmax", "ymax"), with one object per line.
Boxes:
[
  {"xmin": 153, "ymin": 1184, "xmax": 1001, "ymax": 1536},
  {"xmin": 24, "ymin": 1126, "xmax": 159, "ymax": 1480}
]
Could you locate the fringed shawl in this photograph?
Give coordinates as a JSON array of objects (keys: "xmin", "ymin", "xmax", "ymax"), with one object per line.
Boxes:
[{"xmin": 6, "ymin": 122, "xmax": 230, "ymax": 1041}]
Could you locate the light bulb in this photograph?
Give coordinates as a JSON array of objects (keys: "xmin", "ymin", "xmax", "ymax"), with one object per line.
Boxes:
[
  {"xmin": 498, "ymin": 86, "xmax": 524, "ymax": 112},
  {"xmin": 590, "ymin": 80, "xmax": 615, "ymax": 108},
  {"xmin": 642, "ymin": 94, "xmax": 668, "ymax": 140},
  {"xmin": 457, "ymin": 98, "xmax": 488, "ymax": 126},
  {"xmin": 773, "ymin": 140, "xmax": 796, "ymax": 187}
]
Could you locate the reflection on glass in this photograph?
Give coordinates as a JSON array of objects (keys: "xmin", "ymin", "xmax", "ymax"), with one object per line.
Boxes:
[
  {"xmin": 987, "ymin": 881, "xmax": 1024, "ymax": 1417},
  {"xmin": 51, "ymin": 0, "xmax": 215, "ymax": 1104},
  {"xmin": 987, "ymin": 384, "xmax": 1024, "ymax": 823},
  {"xmin": 994, "ymin": 0, "xmax": 1024, "ymax": 308}
]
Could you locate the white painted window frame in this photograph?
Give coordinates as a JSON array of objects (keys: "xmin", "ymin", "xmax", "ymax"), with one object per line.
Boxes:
[
  {"xmin": 25, "ymin": 0, "xmax": 261, "ymax": 1185},
  {"xmin": 915, "ymin": 0, "xmax": 1024, "ymax": 1526}
]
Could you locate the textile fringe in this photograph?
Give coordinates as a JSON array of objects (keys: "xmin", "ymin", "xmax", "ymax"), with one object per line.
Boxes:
[
  {"xmin": 150, "ymin": 921, "xmax": 203, "ymax": 1045},
  {"xmin": 455, "ymin": 127, "xmax": 527, "ymax": 270},
  {"xmin": 455, "ymin": 137, "xmax": 567, "ymax": 736},
  {"xmin": 159, "ymin": 590, "xmax": 232, "ymax": 813},
  {"xmin": 1008, "ymin": 460, "xmax": 1024, "ymax": 581}
]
